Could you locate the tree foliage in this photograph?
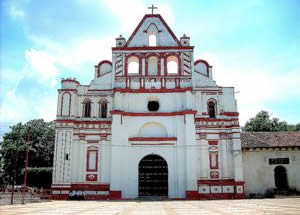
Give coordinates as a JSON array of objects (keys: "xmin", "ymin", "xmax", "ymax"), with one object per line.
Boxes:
[
  {"xmin": 243, "ymin": 111, "xmax": 300, "ymax": 132},
  {"xmin": 0, "ymin": 119, "xmax": 55, "ymax": 188}
]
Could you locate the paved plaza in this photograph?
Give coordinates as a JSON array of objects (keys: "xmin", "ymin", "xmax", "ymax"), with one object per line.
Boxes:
[{"xmin": 1, "ymin": 197, "xmax": 300, "ymax": 215}]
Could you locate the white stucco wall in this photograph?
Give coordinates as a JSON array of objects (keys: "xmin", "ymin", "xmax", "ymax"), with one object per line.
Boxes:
[{"xmin": 243, "ymin": 149, "xmax": 300, "ymax": 195}]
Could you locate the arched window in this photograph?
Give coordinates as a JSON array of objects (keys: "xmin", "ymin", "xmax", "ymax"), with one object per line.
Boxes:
[
  {"xmin": 167, "ymin": 56, "xmax": 178, "ymax": 74},
  {"xmin": 149, "ymin": 34, "xmax": 157, "ymax": 46},
  {"xmin": 147, "ymin": 56, "xmax": 158, "ymax": 76},
  {"xmin": 83, "ymin": 99, "xmax": 91, "ymax": 118},
  {"xmin": 208, "ymin": 100, "xmax": 216, "ymax": 118},
  {"xmin": 128, "ymin": 56, "xmax": 139, "ymax": 74},
  {"xmin": 99, "ymin": 99, "xmax": 108, "ymax": 118}
]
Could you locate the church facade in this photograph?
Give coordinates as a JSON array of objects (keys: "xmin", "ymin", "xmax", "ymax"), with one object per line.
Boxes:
[{"xmin": 51, "ymin": 13, "xmax": 245, "ymax": 200}]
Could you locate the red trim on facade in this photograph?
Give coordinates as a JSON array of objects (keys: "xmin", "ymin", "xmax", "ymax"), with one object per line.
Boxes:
[
  {"xmin": 145, "ymin": 53, "xmax": 161, "ymax": 76},
  {"xmin": 96, "ymin": 60, "xmax": 112, "ymax": 77},
  {"xmin": 51, "ymin": 194, "xmax": 69, "ymax": 200},
  {"xmin": 114, "ymin": 87, "xmax": 193, "ymax": 93},
  {"xmin": 208, "ymin": 141, "xmax": 218, "ymax": 145},
  {"xmin": 186, "ymin": 191, "xmax": 199, "ymax": 200},
  {"xmin": 55, "ymin": 119, "xmax": 112, "ymax": 124},
  {"xmin": 195, "ymin": 118, "xmax": 239, "ymax": 122},
  {"xmin": 58, "ymin": 89, "xmax": 77, "ymax": 92},
  {"xmin": 86, "ymin": 148, "xmax": 98, "ymax": 172},
  {"xmin": 85, "ymin": 195, "xmax": 109, "ymax": 200},
  {"xmin": 125, "ymin": 54, "xmax": 142, "ymax": 76},
  {"xmin": 194, "ymin": 59, "xmax": 210, "ymax": 77},
  {"xmin": 128, "ymin": 137, "xmax": 177, "ymax": 141},
  {"xmin": 124, "ymin": 14, "xmax": 181, "ymax": 47},
  {"xmin": 109, "ymin": 191, "xmax": 122, "ymax": 200},
  {"xmin": 61, "ymin": 79, "xmax": 80, "ymax": 85},
  {"xmin": 198, "ymin": 179, "xmax": 245, "ymax": 186},
  {"xmin": 113, "ymin": 46, "xmax": 194, "ymax": 51},
  {"xmin": 209, "ymin": 152, "xmax": 219, "ymax": 169},
  {"xmin": 111, "ymin": 110, "xmax": 197, "ymax": 117},
  {"xmin": 61, "ymin": 92, "xmax": 71, "ymax": 117},
  {"xmin": 86, "ymin": 174, "xmax": 97, "ymax": 181},
  {"xmin": 70, "ymin": 184, "xmax": 110, "ymax": 191},
  {"xmin": 131, "ymin": 143, "xmax": 174, "ymax": 146},
  {"xmin": 222, "ymin": 112, "xmax": 239, "ymax": 116}
]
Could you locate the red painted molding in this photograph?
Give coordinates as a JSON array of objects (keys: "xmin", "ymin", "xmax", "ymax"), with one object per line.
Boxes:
[
  {"xmin": 97, "ymin": 60, "xmax": 112, "ymax": 67},
  {"xmin": 55, "ymin": 119, "xmax": 112, "ymax": 124},
  {"xmin": 209, "ymin": 152, "xmax": 219, "ymax": 169},
  {"xmin": 113, "ymin": 46, "xmax": 194, "ymax": 51},
  {"xmin": 198, "ymin": 179, "xmax": 245, "ymax": 186},
  {"xmin": 195, "ymin": 118, "xmax": 239, "ymax": 122},
  {"xmin": 61, "ymin": 79, "xmax": 80, "ymax": 85},
  {"xmin": 60, "ymin": 92, "xmax": 71, "ymax": 117},
  {"xmin": 128, "ymin": 137, "xmax": 177, "ymax": 141},
  {"xmin": 111, "ymin": 110, "xmax": 197, "ymax": 116},
  {"xmin": 85, "ymin": 195, "xmax": 109, "ymax": 200},
  {"xmin": 208, "ymin": 140, "xmax": 218, "ymax": 145},
  {"xmin": 86, "ymin": 148, "xmax": 98, "ymax": 172},
  {"xmin": 114, "ymin": 87, "xmax": 193, "ymax": 93},
  {"xmin": 51, "ymin": 194, "xmax": 69, "ymax": 200},
  {"xmin": 186, "ymin": 191, "xmax": 199, "ymax": 200},
  {"xmin": 131, "ymin": 143, "xmax": 174, "ymax": 146},
  {"xmin": 58, "ymin": 89, "xmax": 77, "ymax": 92},
  {"xmin": 109, "ymin": 191, "xmax": 122, "ymax": 200},
  {"xmin": 86, "ymin": 174, "xmax": 97, "ymax": 181},
  {"xmin": 70, "ymin": 184, "xmax": 110, "ymax": 191},
  {"xmin": 222, "ymin": 112, "xmax": 239, "ymax": 117}
]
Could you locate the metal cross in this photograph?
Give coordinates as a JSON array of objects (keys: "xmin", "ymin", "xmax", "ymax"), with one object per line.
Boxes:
[{"xmin": 148, "ymin": 4, "xmax": 158, "ymax": 14}]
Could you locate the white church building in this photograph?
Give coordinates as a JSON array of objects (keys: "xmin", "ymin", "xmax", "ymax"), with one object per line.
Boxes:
[{"xmin": 52, "ymin": 12, "xmax": 252, "ymax": 200}]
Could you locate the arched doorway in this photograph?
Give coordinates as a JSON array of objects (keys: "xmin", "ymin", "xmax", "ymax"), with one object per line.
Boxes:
[
  {"xmin": 274, "ymin": 166, "xmax": 288, "ymax": 190},
  {"xmin": 138, "ymin": 154, "xmax": 168, "ymax": 197}
]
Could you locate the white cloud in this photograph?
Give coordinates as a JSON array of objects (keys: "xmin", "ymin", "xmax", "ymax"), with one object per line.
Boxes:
[
  {"xmin": 8, "ymin": 4, "xmax": 24, "ymax": 20},
  {"xmin": 102, "ymin": 0, "xmax": 174, "ymax": 36},
  {"xmin": 199, "ymin": 52, "xmax": 300, "ymax": 125},
  {"xmin": 25, "ymin": 49, "xmax": 59, "ymax": 87}
]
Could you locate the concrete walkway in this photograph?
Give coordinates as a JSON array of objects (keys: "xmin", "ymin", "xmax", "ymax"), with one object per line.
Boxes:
[{"xmin": 1, "ymin": 197, "xmax": 300, "ymax": 214}]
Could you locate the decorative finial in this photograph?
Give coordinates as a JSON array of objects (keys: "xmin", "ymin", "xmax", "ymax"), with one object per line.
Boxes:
[{"xmin": 148, "ymin": 4, "xmax": 158, "ymax": 14}]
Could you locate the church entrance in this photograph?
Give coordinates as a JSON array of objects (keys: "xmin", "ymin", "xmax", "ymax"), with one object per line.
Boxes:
[
  {"xmin": 138, "ymin": 154, "xmax": 168, "ymax": 197},
  {"xmin": 274, "ymin": 166, "xmax": 289, "ymax": 190}
]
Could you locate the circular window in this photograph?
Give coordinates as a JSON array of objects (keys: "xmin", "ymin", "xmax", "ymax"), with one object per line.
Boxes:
[{"xmin": 148, "ymin": 101, "xmax": 159, "ymax": 112}]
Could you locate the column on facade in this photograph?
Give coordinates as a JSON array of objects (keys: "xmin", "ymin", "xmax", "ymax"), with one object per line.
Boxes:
[
  {"xmin": 220, "ymin": 138, "xmax": 229, "ymax": 178},
  {"xmin": 185, "ymin": 114, "xmax": 198, "ymax": 191},
  {"xmin": 232, "ymin": 139, "xmax": 244, "ymax": 182}
]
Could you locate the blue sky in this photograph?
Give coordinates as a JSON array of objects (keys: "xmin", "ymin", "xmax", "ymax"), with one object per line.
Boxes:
[{"xmin": 1, "ymin": 0, "xmax": 300, "ymax": 138}]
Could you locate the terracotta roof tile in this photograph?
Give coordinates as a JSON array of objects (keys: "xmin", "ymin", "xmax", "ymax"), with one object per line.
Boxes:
[{"xmin": 241, "ymin": 132, "xmax": 300, "ymax": 148}]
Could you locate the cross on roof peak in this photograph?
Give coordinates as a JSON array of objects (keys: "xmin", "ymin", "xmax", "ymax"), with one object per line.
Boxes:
[{"xmin": 148, "ymin": 4, "xmax": 158, "ymax": 14}]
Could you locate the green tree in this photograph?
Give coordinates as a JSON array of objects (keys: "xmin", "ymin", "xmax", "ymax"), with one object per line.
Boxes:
[
  {"xmin": 243, "ymin": 111, "xmax": 300, "ymax": 132},
  {"xmin": 0, "ymin": 119, "xmax": 55, "ymax": 188}
]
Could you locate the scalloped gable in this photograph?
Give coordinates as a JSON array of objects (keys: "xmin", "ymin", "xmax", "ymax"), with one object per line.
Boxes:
[{"xmin": 125, "ymin": 14, "xmax": 181, "ymax": 47}]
